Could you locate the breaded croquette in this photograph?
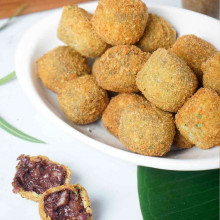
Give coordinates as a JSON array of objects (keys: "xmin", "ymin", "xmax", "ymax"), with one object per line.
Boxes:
[
  {"xmin": 58, "ymin": 5, "xmax": 109, "ymax": 58},
  {"xmin": 175, "ymin": 88, "xmax": 220, "ymax": 149},
  {"xmin": 136, "ymin": 48, "xmax": 198, "ymax": 113},
  {"xmin": 137, "ymin": 13, "xmax": 176, "ymax": 53},
  {"xmin": 202, "ymin": 52, "xmax": 220, "ymax": 94},
  {"xmin": 37, "ymin": 46, "xmax": 90, "ymax": 93},
  {"xmin": 102, "ymin": 93, "xmax": 146, "ymax": 137},
  {"xmin": 173, "ymin": 129, "xmax": 194, "ymax": 149},
  {"xmin": 170, "ymin": 35, "xmax": 216, "ymax": 81},
  {"xmin": 92, "ymin": 0, "xmax": 148, "ymax": 45},
  {"xmin": 92, "ymin": 45, "xmax": 150, "ymax": 92},
  {"xmin": 119, "ymin": 102, "xmax": 175, "ymax": 156},
  {"xmin": 58, "ymin": 75, "xmax": 109, "ymax": 124}
]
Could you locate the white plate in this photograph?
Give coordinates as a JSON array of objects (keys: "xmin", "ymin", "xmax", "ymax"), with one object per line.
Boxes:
[{"xmin": 15, "ymin": 2, "xmax": 220, "ymax": 171}]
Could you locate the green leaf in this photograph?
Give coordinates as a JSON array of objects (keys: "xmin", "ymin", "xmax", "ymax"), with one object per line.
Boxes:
[
  {"xmin": 0, "ymin": 71, "xmax": 16, "ymax": 85},
  {"xmin": 138, "ymin": 166, "xmax": 219, "ymax": 220},
  {"xmin": 0, "ymin": 117, "xmax": 46, "ymax": 144},
  {"xmin": 0, "ymin": 4, "xmax": 27, "ymax": 31}
]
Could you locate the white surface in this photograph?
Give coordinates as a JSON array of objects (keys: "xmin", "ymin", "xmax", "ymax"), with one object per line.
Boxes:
[{"xmin": 15, "ymin": 2, "xmax": 220, "ymax": 171}]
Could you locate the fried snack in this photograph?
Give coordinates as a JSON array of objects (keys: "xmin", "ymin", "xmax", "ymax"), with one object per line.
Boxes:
[
  {"xmin": 58, "ymin": 75, "xmax": 109, "ymax": 124},
  {"xmin": 12, "ymin": 155, "xmax": 71, "ymax": 202},
  {"xmin": 102, "ymin": 93, "xmax": 146, "ymax": 137},
  {"xmin": 202, "ymin": 52, "xmax": 220, "ymax": 94},
  {"xmin": 92, "ymin": 45, "xmax": 150, "ymax": 92},
  {"xmin": 170, "ymin": 35, "xmax": 216, "ymax": 81},
  {"xmin": 57, "ymin": 5, "xmax": 109, "ymax": 58},
  {"xmin": 37, "ymin": 46, "xmax": 90, "ymax": 93},
  {"xmin": 175, "ymin": 88, "xmax": 220, "ymax": 149},
  {"xmin": 173, "ymin": 129, "xmax": 194, "ymax": 149},
  {"xmin": 92, "ymin": 0, "xmax": 148, "ymax": 45},
  {"xmin": 136, "ymin": 48, "xmax": 198, "ymax": 112},
  {"xmin": 39, "ymin": 184, "xmax": 92, "ymax": 220},
  {"xmin": 119, "ymin": 102, "xmax": 175, "ymax": 156},
  {"xmin": 137, "ymin": 13, "xmax": 176, "ymax": 53}
]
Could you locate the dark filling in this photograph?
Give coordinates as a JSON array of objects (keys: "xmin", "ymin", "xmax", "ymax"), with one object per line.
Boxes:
[
  {"xmin": 44, "ymin": 189, "xmax": 91, "ymax": 220},
  {"xmin": 12, "ymin": 155, "xmax": 66, "ymax": 194}
]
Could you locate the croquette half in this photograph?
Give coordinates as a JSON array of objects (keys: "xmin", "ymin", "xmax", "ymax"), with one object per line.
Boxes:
[
  {"xmin": 92, "ymin": 0, "xmax": 148, "ymax": 45},
  {"xmin": 202, "ymin": 52, "xmax": 220, "ymax": 94},
  {"xmin": 102, "ymin": 93, "xmax": 146, "ymax": 137},
  {"xmin": 58, "ymin": 75, "xmax": 109, "ymax": 124},
  {"xmin": 175, "ymin": 88, "xmax": 220, "ymax": 149},
  {"xmin": 170, "ymin": 35, "xmax": 216, "ymax": 81},
  {"xmin": 136, "ymin": 48, "xmax": 198, "ymax": 112},
  {"xmin": 93, "ymin": 45, "xmax": 150, "ymax": 93},
  {"xmin": 37, "ymin": 46, "xmax": 90, "ymax": 93},
  {"xmin": 137, "ymin": 13, "xmax": 176, "ymax": 53},
  {"xmin": 119, "ymin": 102, "xmax": 175, "ymax": 156},
  {"xmin": 58, "ymin": 5, "xmax": 109, "ymax": 58}
]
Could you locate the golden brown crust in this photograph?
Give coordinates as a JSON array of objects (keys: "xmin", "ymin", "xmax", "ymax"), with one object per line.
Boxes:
[
  {"xmin": 173, "ymin": 129, "xmax": 194, "ymax": 149},
  {"xmin": 58, "ymin": 5, "xmax": 109, "ymax": 58},
  {"xmin": 137, "ymin": 13, "xmax": 176, "ymax": 53},
  {"xmin": 37, "ymin": 46, "xmax": 90, "ymax": 93},
  {"xmin": 58, "ymin": 75, "xmax": 109, "ymax": 124},
  {"xmin": 170, "ymin": 35, "xmax": 216, "ymax": 82},
  {"xmin": 39, "ymin": 184, "xmax": 92, "ymax": 220},
  {"xmin": 92, "ymin": 45, "xmax": 150, "ymax": 93},
  {"xmin": 14, "ymin": 155, "xmax": 71, "ymax": 202},
  {"xmin": 202, "ymin": 52, "xmax": 220, "ymax": 94},
  {"xmin": 118, "ymin": 102, "xmax": 175, "ymax": 156},
  {"xmin": 92, "ymin": 0, "xmax": 148, "ymax": 45},
  {"xmin": 175, "ymin": 88, "xmax": 220, "ymax": 149},
  {"xmin": 102, "ymin": 93, "xmax": 146, "ymax": 137},
  {"xmin": 136, "ymin": 48, "xmax": 198, "ymax": 113}
]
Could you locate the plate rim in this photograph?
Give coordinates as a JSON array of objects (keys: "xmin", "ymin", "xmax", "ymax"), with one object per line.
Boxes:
[{"xmin": 15, "ymin": 2, "xmax": 219, "ymax": 171}]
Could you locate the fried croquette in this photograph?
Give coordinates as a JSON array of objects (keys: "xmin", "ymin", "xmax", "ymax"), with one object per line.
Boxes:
[
  {"xmin": 102, "ymin": 93, "xmax": 146, "ymax": 137},
  {"xmin": 136, "ymin": 48, "xmax": 198, "ymax": 113},
  {"xmin": 57, "ymin": 5, "xmax": 109, "ymax": 58},
  {"xmin": 202, "ymin": 52, "xmax": 220, "ymax": 94},
  {"xmin": 170, "ymin": 35, "xmax": 216, "ymax": 81},
  {"xmin": 92, "ymin": 45, "xmax": 150, "ymax": 92},
  {"xmin": 119, "ymin": 102, "xmax": 175, "ymax": 156},
  {"xmin": 92, "ymin": 0, "xmax": 148, "ymax": 45},
  {"xmin": 58, "ymin": 75, "xmax": 109, "ymax": 124},
  {"xmin": 37, "ymin": 46, "xmax": 90, "ymax": 93},
  {"xmin": 137, "ymin": 13, "xmax": 176, "ymax": 53},
  {"xmin": 175, "ymin": 88, "xmax": 220, "ymax": 149},
  {"xmin": 173, "ymin": 129, "xmax": 194, "ymax": 149}
]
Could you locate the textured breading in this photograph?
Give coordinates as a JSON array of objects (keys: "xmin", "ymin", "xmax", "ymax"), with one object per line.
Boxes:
[
  {"xmin": 136, "ymin": 48, "xmax": 198, "ymax": 112},
  {"xmin": 173, "ymin": 129, "xmax": 194, "ymax": 149},
  {"xmin": 102, "ymin": 93, "xmax": 146, "ymax": 137},
  {"xmin": 137, "ymin": 13, "xmax": 176, "ymax": 53},
  {"xmin": 202, "ymin": 52, "xmax": 220, "ymax": 94},
  {"xmin": 119, "ymin": 102, "xmax": 175, "ymax": 156},
  {"xmin": 58, "ymin": 75, "xmax": 109, "ymax": 124},
  {"xmin": 37, "ymin": 46, "xmax": 90, "ymax": 93},
  {"xmin": 91, "ymin": 0, "xmax": 148, "ymax": 45},
  {"xmin": 170, "ymin": 35, "xmax": 216, "ymax": 82},
  {"xmin": 92, "ymin": 45, "xmax": 150, "ymax": 92},
  {"xmin": 175, "ymin": 88, "xmax": 220, "ymax": 149},
  {"xmin": 57, "ymin": 5, "xmax": 109, "ymax": 58}
]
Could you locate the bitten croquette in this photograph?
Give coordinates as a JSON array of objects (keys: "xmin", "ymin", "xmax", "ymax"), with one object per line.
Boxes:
[
  {"xmin": 119, "ymin": 102, "xmax": 175, "ymax": 156},
  {"xmin": 37, "ymin": 46, "xmax": 90, "ymax": 93},
  {"xmin": 137, "ymin": 13, "xmax": 176, "ymax": 53},
  {"xmin": 136, "ymin": 48, "xmax": 198, "ymax": 113},
  {"xmin": 170, "ymin": 35, "xmax": 216, "ymax": 82},
  {"xmin": 58, "ymin": 75, "xmax": 109, "ymax": 124},
  {"xmin": 202, "ymin": 52, "xmax": 220, "ymax": 94},
  {"xmin": 102, "ymin": 93, "xmax": 146, "ymax": 137},
  {"xmin": 92, "ymin": 0, "xmax": 148, "ymax": 45},
  {"xmin": 175, "ymin": 88, "xmax": 220, "ymax": 149},
  {"xmin": 57, "ymin": 5, "xmax": 109, "ymax": 58},
  {"xmin": 92, "ymin": 45, "xmax": 150, "ymax": 93}
]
